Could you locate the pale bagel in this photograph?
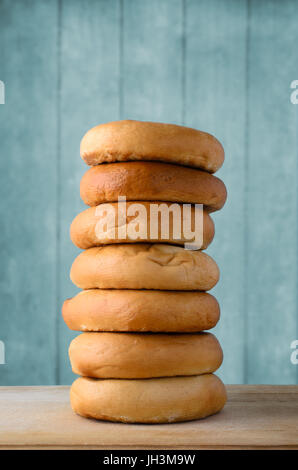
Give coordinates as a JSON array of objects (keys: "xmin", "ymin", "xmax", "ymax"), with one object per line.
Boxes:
[
  {"xmin": 70, "ymin": 202, "xmax": 214, "ymax": 250},
  {"xmin": 80, "ymin": 120, "xmax": 224, "ymax": 173},
  {"xmin": 62, "ymin": 289, "xmax": 220, "ymax": 332},
  {"xmin": 69, "ymin": 332, "xmax": 223, "ymax": 379},
  {"xmin": 70, "ymin": 244, "xmax": 219, "ymax": 291},
  {"xmin": 80, "ymin": 161, "xmax": 227, "ymax": 212},
  {"xmin": 70, "ymin": 374, "xmax": 227, "ymax": 423}
]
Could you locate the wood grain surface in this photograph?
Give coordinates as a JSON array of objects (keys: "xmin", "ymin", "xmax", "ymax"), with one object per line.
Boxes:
[{"xmin": 0, "ymin": 385, "xmax": 297, "ymax": 449}]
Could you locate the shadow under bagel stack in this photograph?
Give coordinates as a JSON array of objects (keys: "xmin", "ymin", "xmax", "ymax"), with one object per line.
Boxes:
[{"xmin": 62, "ymin": 120, "xmax": 227, "ymax": 423}]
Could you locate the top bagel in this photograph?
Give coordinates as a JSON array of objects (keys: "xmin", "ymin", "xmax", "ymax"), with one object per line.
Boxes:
[{"xmin": 80, "ymin": 120, "xmax": 224, "ymax": 173}]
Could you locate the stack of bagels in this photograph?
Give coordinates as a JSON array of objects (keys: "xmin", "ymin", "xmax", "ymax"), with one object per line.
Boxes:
[{"xmin": 62, "ymin": 120, "xmax": 227, "ymax": 423}]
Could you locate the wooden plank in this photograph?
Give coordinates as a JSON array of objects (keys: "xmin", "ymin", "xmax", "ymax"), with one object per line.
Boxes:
[
  {"xmin": 58, "ymin": 0, "xmax": 121, "ymax": 384},
  {"xmin": 185, "ymin": 0, "xmax": 247, "ymax": 383},
  {"xmin": 0, "ymin": 385, "xmax": 297, "ymax": 449},
  {"xmin": 246, "ymin": 0, "xmax": 298, "ymax": 384},
  {"xmin": 0, "ymin": 0, "xmax": 58, "ymax": 384},
  {"xmin": 121, "ymin": 0, "xmax": 183, "ymax": 123}
]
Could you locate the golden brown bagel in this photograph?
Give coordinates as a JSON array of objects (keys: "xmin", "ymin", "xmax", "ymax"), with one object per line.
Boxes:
[
  {"xmin": 80, "ymin": 120, "xmax": 224, "ymax": 173},
  {"xmin": 70, "ymin": 374, "xmax": 227, "ymax": 423},
  {"xmin": 70, "ymin": 202, "xmax": 214, "ymax": 250},
  {"xmin": 69, "ymin": 332, "xmax": 223, "ymax": 379},
  {"xmin": 62, "ymin": 289, "xmax": 220, "ymax": 332},
  {"xmin": 80, "ymin": 161, "xmax": 227, "ymax": 212},
  {"xmin": 70, "ymin": 244, "xmax": 219, "ymax": 291}
]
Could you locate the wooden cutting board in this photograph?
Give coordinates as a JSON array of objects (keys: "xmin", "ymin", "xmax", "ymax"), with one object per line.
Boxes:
[{"xmin": 0, "ymin": 385, "xmax": 297, "ymax": 449}]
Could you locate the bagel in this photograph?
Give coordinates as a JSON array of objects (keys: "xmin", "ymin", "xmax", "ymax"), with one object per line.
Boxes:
[
  {"xmin": 62, "ymin": 289, "xmax": 220, "ymax": 332},
  {"xmin": 70, "ymin": 374, "xmax": 227, "ymax": 423},
  {"xmin": 70, "ymin": 244, "xmax": 219, "ymax": 291},
  {"xmin": 69, "ymin": 332, "xmax": 223, "ymax": 379},
  {"xmin": 80, "ymin": 161, "xmax": 227, "ymax": 212},
  {"xmin": 70, "ymin": 202, "xmax": 214, "ymax": 250},
  {"xmin": 80, "ymin": 120, "xmax": 224, "ymax": 173}
]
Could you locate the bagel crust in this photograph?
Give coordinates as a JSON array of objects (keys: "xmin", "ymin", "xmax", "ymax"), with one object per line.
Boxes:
[
  {"xmin": 70, "ymin": 374, "xmax": 227, "ymax": 423},
  {"xmin": 70, "ymin": 244, "xmax": 219, "ymax": 291},
  {"xmin": 80, "ymin": 120, "xmax": 224, "ymax": 173},
  {"xmin": 69, "ymin": 332, "xmax": 223, "ymax": 379},
  {"xmin": 80, "ymin": 161, "xmax": 227, "ymax": 212},
  {"xmin": 70, "ymin": 202, "xmax": 214, "ymax": 250},
  {"xmin": 62, "ymin": 289, "xmax": 220, "ymax": 332}
]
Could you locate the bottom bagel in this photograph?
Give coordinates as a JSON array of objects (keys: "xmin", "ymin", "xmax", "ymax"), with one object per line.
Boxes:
[{"xmin": 70, "ymin": 374, "xmax": 227, "ymax": 423}]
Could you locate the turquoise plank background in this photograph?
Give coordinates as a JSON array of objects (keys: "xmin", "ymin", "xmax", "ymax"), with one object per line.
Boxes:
[{"xmin": 0, "ymin": 0, "xmax": 297, "ymax": 385}]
